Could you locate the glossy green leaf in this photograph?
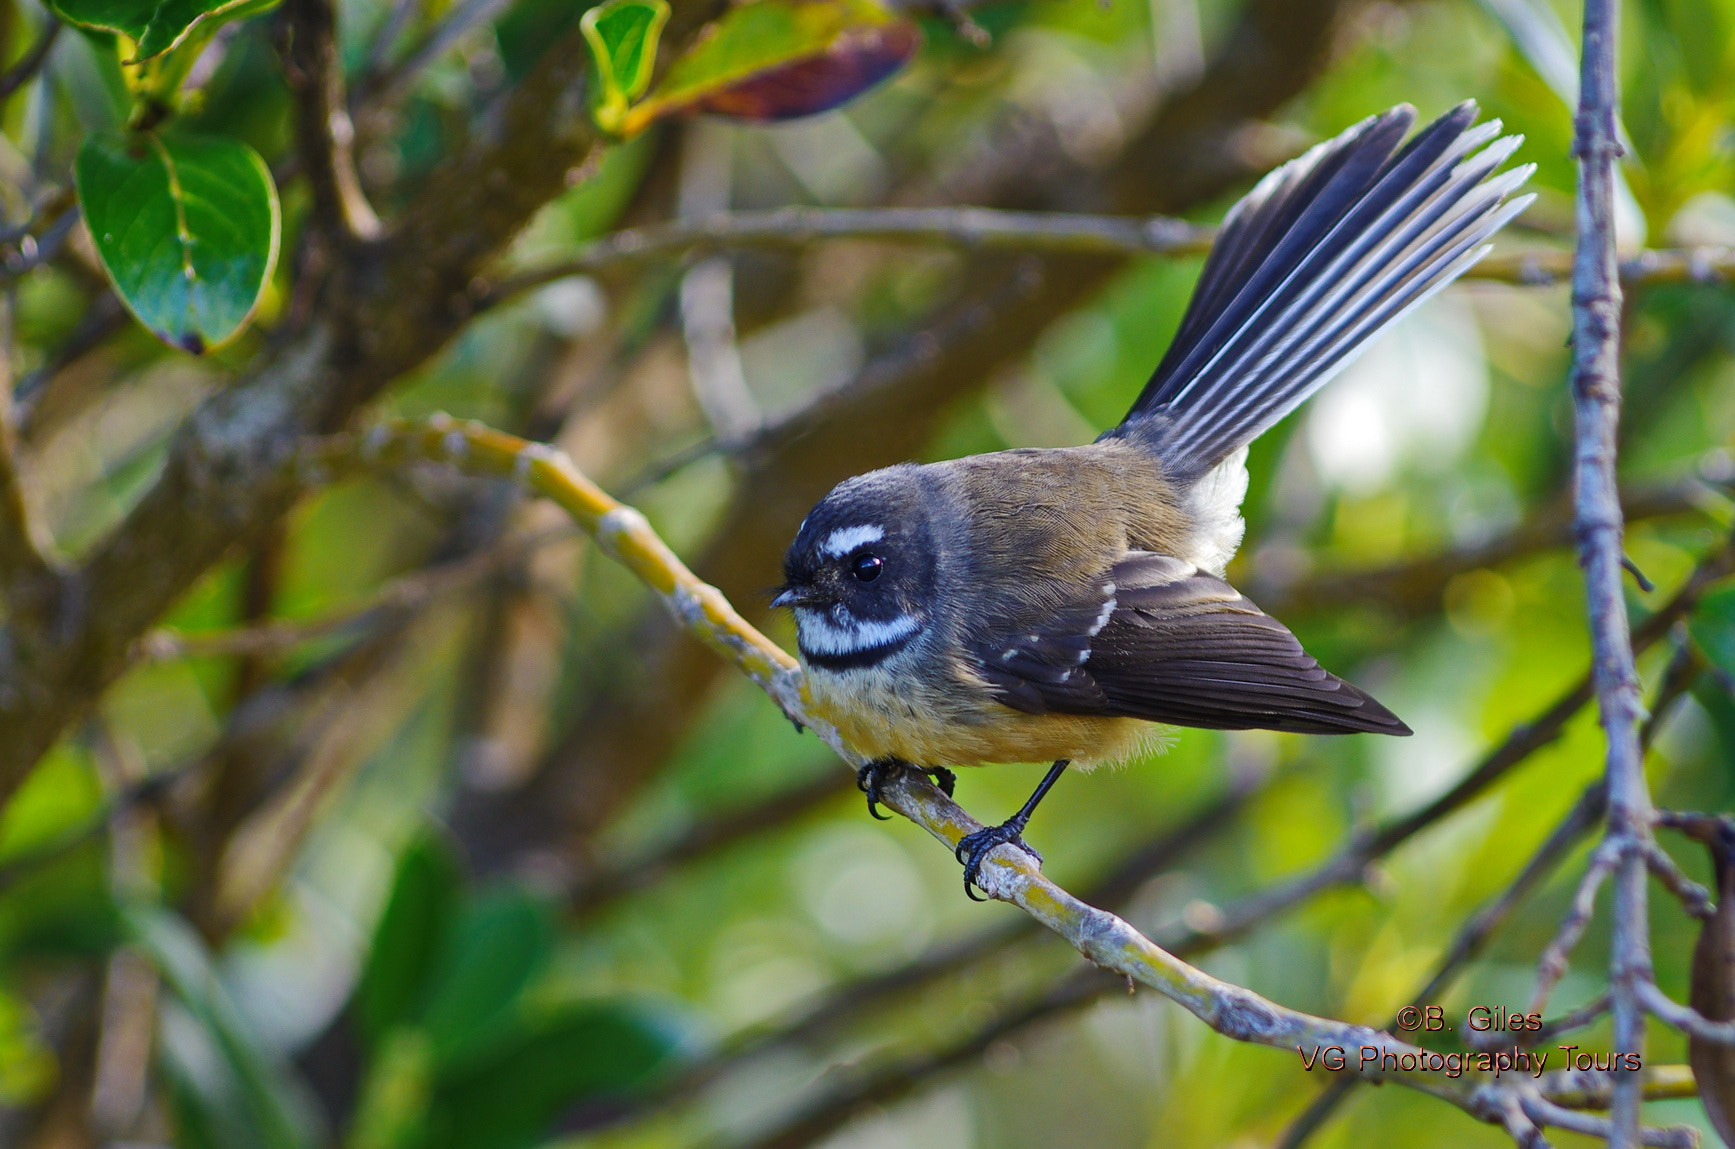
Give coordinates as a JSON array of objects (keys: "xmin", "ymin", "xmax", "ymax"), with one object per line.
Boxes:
[
  {"xmin": 422, "ymin": 1003, "xmax": 687, "ymax": 1149},
  {"xmin": 49, "ymin": 0, "xmax": 271, "ymax": 62},
  {"xmin": 580, "ymin": 0, "xmax": 669, "ymax": 136},
  {"xmin": 75, "ymin": 130, "xmax": 280, "ymax": 353},
  {"xmin": 625, "ymin": 0, "xmax": 918, "ymax": 133},
  {"xmin": 357, "ymin": 834, "xmax": 463, "ymax": 1047},
  {"xmin": 416, "ymin": 889, "xmax": 553, "ymax": 1065}
]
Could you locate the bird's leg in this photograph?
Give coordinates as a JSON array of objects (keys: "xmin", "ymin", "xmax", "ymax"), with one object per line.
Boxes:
[
  {"xmin": 954, "ymin": 760, "xmax": 1069, "ymax": 901},
  {"xmin": 857, "ymin": 759, "xmax": 957, "ymax": 820}
]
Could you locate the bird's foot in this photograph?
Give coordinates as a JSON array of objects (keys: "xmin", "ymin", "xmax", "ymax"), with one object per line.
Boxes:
[
  {"xmin": 954, "ymin": 817, "xmax": 1042, "ymax": 901},
  {"xmin": 857, "ymin": 760, "xmax": 957, "ymax": 820}
]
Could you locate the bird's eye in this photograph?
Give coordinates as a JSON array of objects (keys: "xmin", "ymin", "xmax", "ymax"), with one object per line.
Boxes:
[{"xmin": 851, "ymin": 552, "xmax": 884, "ymax": 583}]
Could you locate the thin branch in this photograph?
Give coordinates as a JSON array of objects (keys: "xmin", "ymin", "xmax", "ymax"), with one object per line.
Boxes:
[
  {"xmin": 1643, "ymin": 840, "xmax": 1713, "ymax": 919},
  {"xmin": 1528, "ymin": 994, "xmax": 1614, "ymax": 1049},
  {"xmin": 0, "ymin": 293, "xmax": 55, "ymax": 609},
  {"xmin": 1539, "ymin": 1063, "xmax": 1699, "ymax": 1110},
  {"xmin": 1568, "ymin": 1, "xmax": 1651, "ymax": 1143},
  {"xmin": 1281, "ymin": 781, "xmax": 1610, "ymax": 1148},
  {"xmin": 364, "ymin": 0, "xmax": 514, "ymax": 105},
  {"xmin": 1252, "ymin": 478, "xmax": 1728, "ymax": 619},
  {"xmin": 134, "ymin": 527, "xmax": 567, "ymax": 662},
  {"xmin": 569, "ymin": 768, "xmax": 854, "ymax": 916},
  {"xmin": 482, "ymin": 207, "xmax": 1216, "ymax": 307},
  {"xmin": 320, "ymin": 416, "xmax": 1712, "ymax": 1149},
  {"xmin": 0, "ymin": 19, "xmax": 60, "ymax": 102},
  {"xmin": 483, "ymin": 204, "xmax": 1735, "ymax": 311},
  {"xmin": 1520, "ymin": 1096, "xmax": 1696, "ymax": 1149},
  {"xmin": 281, "ymin": 0, "xmax": 381, "ymax": 243},
  {"xmin": 1533, "ymin": 841, "xmax": 1623, "ymax": 1014},
  {"xmin": 1638, "ymin": 980, "xmax": 1735, "ymax": 1046}
]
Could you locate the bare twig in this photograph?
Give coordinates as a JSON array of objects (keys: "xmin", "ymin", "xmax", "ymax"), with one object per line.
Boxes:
[
  {"xmin": 1565, "ymin": 1, "xmax": 1654, "ymax": 1142},
  {"xmin": 481, "ymin": 206, "xmax": 1216, "ymax": 307},
  {"xmin": 1539, "ymin": 1062, "xmax": 1698, "ymax": 1110},
  {"xmin": 1281, "ymin": 781, "xmax": 1610, "ymax": 1148},
  {"xmin": 281, "ymin": 0, "xmax": 381, "ymax": 243},
  {"xmin": 363, "ymin": 0, "xmax": 514, "ymax": 105},
  {"xmin": 1252, "ymin": 478, "xmax": 1728, "ymax": 619},
  {"xmin": 0, "ymin": 19, "xmax": 60, "ymax": 102},
  {"xmin": 483, "ymin": 204, "xmax": 1735, "ymax": 311},
  {"xmin": 134, "ymin": 527, "xmax": 567, "ymax": 662},
  {"xmin": 569, "ymin": 768, "xmax": 854, "ymax": 916},
  {"xmin": 1534, "ymin": 840, "xmax": 1623, "ymax": 1013},
  {"xmin": 1638, "ymin": 980, "xmax": 1735, "ymax": 1045},
  {"xmin": 0, "ymin": 295, "xmax": 55, "ymax": 607}
]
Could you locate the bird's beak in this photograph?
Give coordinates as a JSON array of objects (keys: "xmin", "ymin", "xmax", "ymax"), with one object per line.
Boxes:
[{"xmin": 771, "ymin": 585, "xmax": 820, "ymax": 609}]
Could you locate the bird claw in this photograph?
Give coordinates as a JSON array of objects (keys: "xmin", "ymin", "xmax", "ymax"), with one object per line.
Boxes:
[
  {"xmin": 857, "ymin": 761, "xmax": 957, "ymax": 819},
  {"xmin": 856, "ymin": 759, "xmax": 898, "ymax": 820},
  {"xmin": 954, "ymin": 819, "xmax": 1042, "ymax": 901}
]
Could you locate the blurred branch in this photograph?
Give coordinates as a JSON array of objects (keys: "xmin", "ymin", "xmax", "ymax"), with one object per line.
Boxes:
[
  {"xmin": 1281, "ymin": 639, "xmax": 1706, "ymax": 1147},
  {"xmin": 483, "ymin": 207, "xmax": 1215, "ymax": 307},
  {"xmin": 281, "ymin": 0, "xmax": 381, "ymax": 244},
  {"xmin": 1252, "ymin": 476, "xmax": 1730, "ymax": 618},
  {"xmin": 0, "ymin": 294, "xmax": 56, "ymax": 623},
  {"xmin": 362, "ymin": 0, "xmax": 514, "ymax": 106},
  {"xmin": 570, "ymin": 767, "xmax": 854, "ymax": 916},
  {"xmin": 1540, "ymin": 1064, "xmax": 1699, "ymax": 1109},
  {"xmin": 134, "ymin": 527, "xmax": 566, "ymax": 662},
  {"xmin": 324, "ymin": 416, "xmax": 1712, "ymax": 1149},
  {"xmin": 486, "ymin": 204, "xmax": 1735, "ymax": 310},
  {"xmin": 1566, "ymin": 2, "xmax": 1653, "ymax": 1143},
  {"xmin": 0, "ymin": 19, "xmax": 59, "ymax": 102},
  {"xmin": 580, "ymin": 763, "xmax": 1275, "ymax": 1127}
]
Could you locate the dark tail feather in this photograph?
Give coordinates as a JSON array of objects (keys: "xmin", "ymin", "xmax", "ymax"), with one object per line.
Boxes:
[{"xmin": 1113, "ymin": 101, "xmax": 1533, "ymax": 481}]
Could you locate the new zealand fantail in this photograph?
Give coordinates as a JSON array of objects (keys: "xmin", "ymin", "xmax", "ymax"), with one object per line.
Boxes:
[{"xmin": 771, "ymin": 102, "xmax": 1533, "ymax": 896}]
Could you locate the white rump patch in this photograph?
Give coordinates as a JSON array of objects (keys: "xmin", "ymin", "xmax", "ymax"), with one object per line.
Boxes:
[
  {"xmin": 796, "ymin": 606, "xmax": 919, "ymax": 655},
  {"xmin": 819, "ymin": 524, "xmax": 885, "ymax": 558}
]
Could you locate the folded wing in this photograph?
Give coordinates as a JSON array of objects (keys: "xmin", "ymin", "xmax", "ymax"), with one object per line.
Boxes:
[{"xmin": 972, "ymin": 552, "xmax": 1410, "ymax": 736}]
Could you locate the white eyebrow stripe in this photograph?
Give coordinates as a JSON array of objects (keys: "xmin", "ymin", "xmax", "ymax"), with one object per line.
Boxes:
[
  {"xmin": 794, "ymin": 608, "xmax": 919, "ymax": 655},
  {"xmin": 819, "ymin": 524, "xmax": 884, "ymax": 558}
]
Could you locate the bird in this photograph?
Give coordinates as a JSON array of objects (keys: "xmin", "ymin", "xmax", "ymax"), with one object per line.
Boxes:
[{"xmin": 770, "ymin": 102, "xmax": 1533, "ymax": 898}]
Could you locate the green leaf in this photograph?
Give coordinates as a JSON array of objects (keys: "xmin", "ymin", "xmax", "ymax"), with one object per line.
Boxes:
[
  {"xmin": 1693, "ymin": 583, "xmax": 1735, "ymax": 680},
  {"xmin": 127, "ymin": 905, "xmax": 319, "ymax": 1149},
  {"xmin": 75, "ymin": 129, "xmax": 280, "ymax": 354},
  {"xmin": 625, "ymin": 0, "xmax": 917, "ymax": 134},
  {"xmin": 49, "ymin": 0, "xmax": 273, "ymax": 62},
  {"xmin": 416, "ymin": 889, "xmax": 553, "ymax": 1066},
  {"xmin": 356, "ymin": 834, "xmax": 463, "ymax": 1048},
  {"xmin": 580, "ymin": 0, "xmax": 669, "ymax": 136},
  {"xmin": 421, "ymin": 1002, "xmax": 687, "ymax": 1149}
]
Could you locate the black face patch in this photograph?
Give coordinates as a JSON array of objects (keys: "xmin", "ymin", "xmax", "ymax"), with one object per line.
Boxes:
[{"xmin": 777, "ymin": 467, "xmax": 940, "ymax": 670}]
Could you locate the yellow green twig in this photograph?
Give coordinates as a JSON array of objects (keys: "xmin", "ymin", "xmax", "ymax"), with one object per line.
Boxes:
[{"xmin": 318, "ymin": 415, "xmax": 1702, "ymax": 1147}]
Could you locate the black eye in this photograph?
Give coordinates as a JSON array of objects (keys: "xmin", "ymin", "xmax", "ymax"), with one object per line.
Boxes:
[{"xmin": 851, "ymin": 552, "xmax": 884, "ymax": 582}]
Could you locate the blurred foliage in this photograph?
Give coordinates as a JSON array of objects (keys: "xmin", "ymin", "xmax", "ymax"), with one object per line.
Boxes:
[{"xmin": 0, "ymin": 0, "xmax": 1733, "ymax": 1146}]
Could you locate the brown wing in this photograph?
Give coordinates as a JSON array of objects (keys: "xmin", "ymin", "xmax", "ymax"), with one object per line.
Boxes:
[{"xmin": 972, "ymin": 552, "xmax": 1411, "ymax": 736}]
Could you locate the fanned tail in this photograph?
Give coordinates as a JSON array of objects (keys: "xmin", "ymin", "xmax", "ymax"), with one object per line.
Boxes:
[{"xmin": 1111, "ymin": 101, "xmax": 1534, "ymax": 481}]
